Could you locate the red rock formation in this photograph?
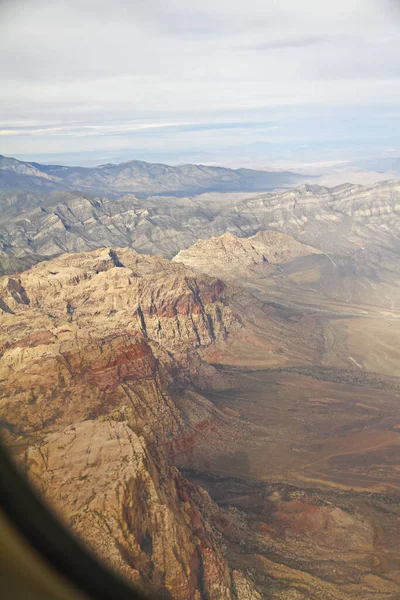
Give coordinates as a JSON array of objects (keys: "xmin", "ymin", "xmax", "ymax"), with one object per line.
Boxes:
[{"xmin": 0, "ymin": 248, "xmax": 266, "ymax": 599}]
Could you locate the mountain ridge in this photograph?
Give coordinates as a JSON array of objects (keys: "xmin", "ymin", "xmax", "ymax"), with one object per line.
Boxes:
[
  {"xmin": 0, "ymin": 153, "xmax": 306, "ymax": 196},
  {"xmin": 1, "ymin": 178, "xmax": 400, "ymax": 281}
]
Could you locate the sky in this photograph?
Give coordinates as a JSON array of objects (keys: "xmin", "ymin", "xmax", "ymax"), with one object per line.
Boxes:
[{"xmin": 1, "ymin": 0, "xmax": 400, "ymax": 168}]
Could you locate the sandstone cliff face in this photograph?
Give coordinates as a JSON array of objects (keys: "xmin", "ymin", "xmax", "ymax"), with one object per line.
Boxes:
[
  {"xmin": 0, "ymin": 247, "xmax": 240, "ymax": 355},
  {"xmin": 0, "ymin": 245, "xmax": 339, "ymax": 600},
  {"xmin": 173, "ymin": 231, "xmax": 319, "ymax": 279},
  {"xmin": 0, "ymin": 246, "xmax": 324, "ymax": 373},
  {"xmin": 23, "ymin": 411, "xmax": 236, "ymax": 599},
  {"xmin": 2, "ymin": 331, "xmax": 240, "ymax": 599},
  {"xmin": 0, "ymin": 248, "xmax": 267, "ymax": 599}
]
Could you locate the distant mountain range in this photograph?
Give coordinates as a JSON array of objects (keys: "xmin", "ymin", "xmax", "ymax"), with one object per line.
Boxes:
[{"xmin": 0, "ymin": 154, "xmax": 307, "ymax": 196}]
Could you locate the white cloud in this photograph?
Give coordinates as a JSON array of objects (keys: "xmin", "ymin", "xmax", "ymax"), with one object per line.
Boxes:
[{"xmin": 0, "ymin": 0, "xmax": 399, "ymax": 163}]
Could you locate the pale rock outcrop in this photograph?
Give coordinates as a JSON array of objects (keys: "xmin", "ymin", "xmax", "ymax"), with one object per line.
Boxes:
[{"xmin": 173, "ymin": 231, "xmax": 319, "ymax": 279}]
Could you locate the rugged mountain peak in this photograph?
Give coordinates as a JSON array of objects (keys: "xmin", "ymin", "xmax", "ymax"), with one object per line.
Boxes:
[
  {"xmin": 0, "ymin": 154, "xmax": 57, "ymax": 180},
  {"xmin": 173, "ymin": 231, "xmax": 319, "ymax": 279},
  {"xmin": 0, "ymin": 245, "xmax": 279, "ymax": 599},
  {"xmin": 0, "ymin": 247, "xmax": 242, "ymax": 360}
]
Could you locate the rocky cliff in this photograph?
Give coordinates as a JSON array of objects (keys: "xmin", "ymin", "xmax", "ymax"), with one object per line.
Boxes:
[
  {"xmin": 3, "ymin": 246, "xmax": 315, "ymax": 598},
  {"xmin": 0, "ymin": 247, "xmax": 267, "ymax": 599},
  {"xmin": 2, "ymin": 330, "xmax": 246, "ymax": 598},
  {"xmin": 173, "ymin": 231, "xmax": 319, "ymax": 279},
  {"xmin": 0, "ymin": 247, "xmax": 241, "ymax": 353}
]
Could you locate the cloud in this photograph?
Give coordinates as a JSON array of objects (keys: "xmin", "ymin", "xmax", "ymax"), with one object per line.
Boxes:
[
  {"xmin": 0, "ymin": 0, "xmax": 399, "ymax": 164},
  {"xmin": 0, "ymin": 121, "xmax": 199, "ymax": 138}
]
